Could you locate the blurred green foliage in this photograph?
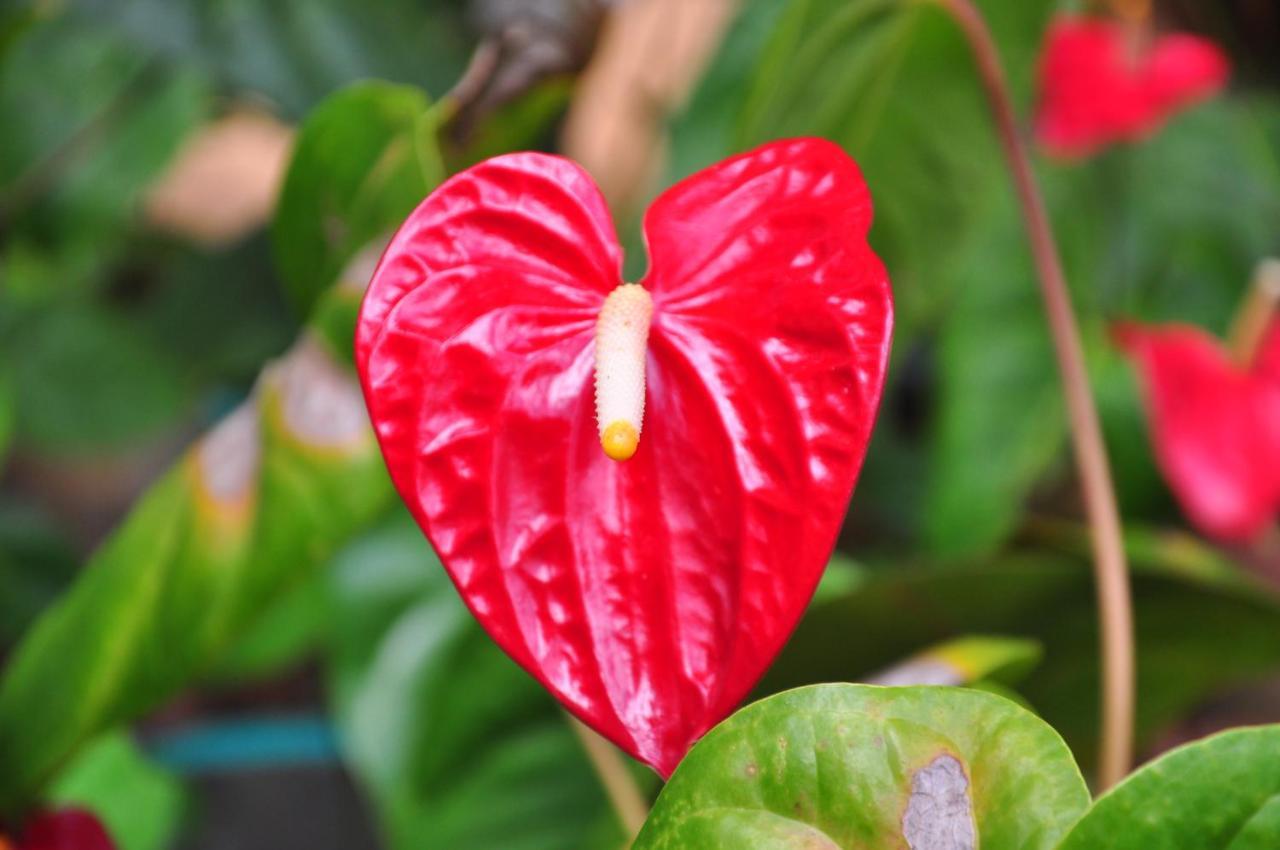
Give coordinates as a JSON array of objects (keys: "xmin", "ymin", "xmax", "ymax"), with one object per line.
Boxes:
[
  {"xmin": 325, "ymin": 510, "xmax": 632, "ymax": 850},
  {"xmin": 2, "ymin": 0, "xmax": 1280, "ymax": 845},
  {"xmin": 273, "ymin": 82, "xmax": 443, "ymax": 315}
]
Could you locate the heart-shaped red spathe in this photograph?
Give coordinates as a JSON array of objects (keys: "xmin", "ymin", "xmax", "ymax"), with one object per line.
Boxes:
[
  {"xmin": 1116, "ymin": 320, "xmax": 1280, "ymax": 543},
  {"xmin": 1035, "ymin": 15, "xmax": 1229, "ymax": 160},
  {"xmin": 356, "ymin": 138, "xmax": 893, "ymax": 776}
]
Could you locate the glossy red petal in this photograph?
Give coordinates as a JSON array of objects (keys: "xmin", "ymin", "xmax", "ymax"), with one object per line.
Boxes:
[
  {"xmin": 1116, "ymin": 322, "xmax": 1280, "ymax": 542},
  {"xmin": 21, "ymin": 810, "xmax": 115, "ymax": 850},
  {"xmin": 636, "ymin": 137, "xmax": 893, "ymax": 768},
  {"xmin": 1145, "ymin": 32, "xmax": 1230, "ymax": 115},
  {"xmin": 357, "ymin": 141, "xmax": 891, "ymax": 777},
  {"xmin": 1035, "ymin": 16, "xmax": 1229, "ymax": 160}
]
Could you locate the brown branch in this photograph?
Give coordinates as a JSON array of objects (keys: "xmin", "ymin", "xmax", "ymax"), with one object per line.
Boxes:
[
  {"xmin": 1228, "ymin": 258, "xmax": 1280, "ymax": 368},
  {"xmin": 936, "ymin": 0, "xmax": 1136, "ymax": 790},
  {"xmin": 565, "ymin": 713, "xmax": 649, "ymax": 843}
]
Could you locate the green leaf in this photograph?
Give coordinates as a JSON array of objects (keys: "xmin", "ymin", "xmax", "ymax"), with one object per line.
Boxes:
[
  {"xmin": 764, "ymin": 534, "xmax": 1280, "ymax": 778},
  {"xmin": 0, "ymin": 20, "xmax": 209, "ymax": 287},
  {"xmin": 49, "ymin": 733, "xmax": 187, "ymax": 850},
  {"xmin": 867, "ymin": 635, "xmax": 1041, "ymax": 687},
  {"xmin": 924, "ymin": 191, "xmax": 1064, "ymax": 554},
  {"xmin": 634, "ymin": 684, "xmax": 1088, "ymax": 849},
  {"xmin": 208, "ymin": 574, "xmax": 327, "ymax": 684},
  {"xmin": 326, "ymin": 511, "xmax": 628, "ymax": 850},
  {"xmin": 272, "ymin": 81, "xmax": 443, "ymax": 314},
  {"xmin": 0, "ymin": 327, "xmax": 393, "ymax": 816},
  {"xmin": 0, "ymin": 366, "xmax": 13, "ymax": 463},
  {"xmin": 0, "ymin": 503, "xmax": 79, "ymax": 645},
  {"xmin": 10, "ymin": 307, "xmax": 188, "ymax": 452},
  {"xmin": 1059, "ymin": 726, "xmax": 1280, "ymax": 849},
  {"xmin": 60, "ymin": 0, "xmax": 472, "ymax": 119}
]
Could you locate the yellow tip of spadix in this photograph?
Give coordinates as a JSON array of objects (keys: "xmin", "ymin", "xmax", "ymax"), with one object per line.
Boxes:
[{"xmin": 601, "ymin": 420, "xmax": 639, "ymax": 462}]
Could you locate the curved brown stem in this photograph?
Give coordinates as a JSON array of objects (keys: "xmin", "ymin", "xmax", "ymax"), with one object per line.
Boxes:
[
  {"xmin": 1228, "ymin": 258, "xmax": 1280, "ymax": 367},
  {"xmin": 566, "ymin": 714, "xmax": 649, "ymax": 841},
  {"xmin": 936, "ymin": 0, "xmax": 1135, "ymax": 790}
]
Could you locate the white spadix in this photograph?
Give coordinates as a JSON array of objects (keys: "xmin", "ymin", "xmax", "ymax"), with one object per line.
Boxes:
[{"xmin": 594, "ymin": 283, "xmax": 653, "ymax": 461}]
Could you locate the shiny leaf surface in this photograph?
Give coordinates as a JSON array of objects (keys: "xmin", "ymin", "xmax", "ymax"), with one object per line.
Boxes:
[
  {"xmin": 1059, "ymin": 726, "xmax": 1280, "ymax": 849},
  {"xmin": 633, "ymin": 684, "xmax": 1088, "ymax": 849},
  {"xmin": 357, "ymin": 139, "xmax": 893, "ymax": 776}
]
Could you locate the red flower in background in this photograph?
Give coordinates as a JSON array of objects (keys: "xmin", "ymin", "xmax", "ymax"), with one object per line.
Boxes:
[
  {"xmin": 356, "ymin": 139, "xmax": 893, "ymax": 776},
  {"xmin": 1035, "ymin": 15, "xmax": 1229, "ymax": 159},
  {"xmin": 4, "ymin": 810, "xmax": 115, "ymax": 850},
  {"xmin": 1116, "ymin": 319, "xmax": 1280, "ymax": 543}
]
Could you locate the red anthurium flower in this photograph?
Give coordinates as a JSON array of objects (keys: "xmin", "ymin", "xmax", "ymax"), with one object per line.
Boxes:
[
  {"xmin": 356, "ymin": 138, "xmax": 893, "ymax": 776},
  {"xmin": 19, "ymin": 809, "xmax": 115, "ymax": 850},
  {"xmin": 1035, "ymin": 15, "xmax": 1230, "ymax": 159},
  {"xmin": 1116, "ymin": 320, "xmax": 1280, "ymax": 543}
]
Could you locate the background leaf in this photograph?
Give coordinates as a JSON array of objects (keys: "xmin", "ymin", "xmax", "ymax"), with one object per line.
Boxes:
[
  {"xmin": 764, "ymin": 534, "xmax": 1280, "ymax": 777},
  {"xmin": 1059, "ymin": 725, "xmax": 1280, "ymax": 849},
  {"xmin": 634, "ymin": 684, "xmax": 1089, "ymax": 849},
  {"xmin": 0, "ymin": 329, "xmax": 391, "ymax": 816},
  {"xmin": 9, "ymin": 306, "xmax": 187, "ymax": 452},
  {"xmin": 272, "ymin": 82, "xmax": 442, "ymax": 315}
]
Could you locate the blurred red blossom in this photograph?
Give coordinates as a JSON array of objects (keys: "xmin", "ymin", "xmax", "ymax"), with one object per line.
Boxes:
[
  {"xmin": 1116, "ymin": 319, "xmax": 1280, "ymax": 543},
  {"xmin": 15, "ymin": 810, "xmax": 114, "ymax": 850},
  {"xmin": 355, "ymin": 138, "xmax": 893, "ymax": 776},
  {"xmin": 1035, "ymin": 15, "xmax": 1229, "ymax": 159}
]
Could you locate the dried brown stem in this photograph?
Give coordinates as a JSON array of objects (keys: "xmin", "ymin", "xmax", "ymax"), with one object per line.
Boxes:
[
  {"xmin": 936, "ymin": 0, "xmax": 1136, "ymax": 790},
  {"xmin": 566, "ymin": 714, "xmax": 649, "ymax": 842},
  {"xmin": 1228, "ymin": 259, "xmax": 1280, "ymax": 368}
]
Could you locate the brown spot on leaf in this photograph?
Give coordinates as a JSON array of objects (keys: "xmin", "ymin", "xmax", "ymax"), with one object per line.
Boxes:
[
  {"xmin": 868, "ymin": 658, "xmax": 963, "ymax": 687},
  {"xmin": 197, "ymin": 403, "xmax": 261, "ymax": 504},
  {"xmin": 272, "ymin": 337, "xmax": 370, "ymax": 449},
  {"xmin": 901, "ymin": 754, "xmax": 977, "ymax": 850}
]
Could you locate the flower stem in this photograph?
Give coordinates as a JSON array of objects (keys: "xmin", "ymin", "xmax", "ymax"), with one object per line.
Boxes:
[
  {"xmin": 565, "ymin": 713, "xmax": 649, "ymax": 841},
  {"xmin": 936, "ymin": 0, "xmax": 1135, "ymax": 790},
  {"xmin": 1228, "ymin": 259, "xmax": 1280, "ymax": 368}
]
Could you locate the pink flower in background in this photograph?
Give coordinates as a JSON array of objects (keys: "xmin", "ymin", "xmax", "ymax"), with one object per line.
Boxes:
[
  {"xmin": 11, "ymin": 810, "xmax": 115, "ymax": 850},
  {"xmin": 1035, "ymin": 15, "xmax": 1230, "ymax": 159},
  {"xmin": 1116, "ymin": 319, "xmax": 1280, "ymax": 543}
]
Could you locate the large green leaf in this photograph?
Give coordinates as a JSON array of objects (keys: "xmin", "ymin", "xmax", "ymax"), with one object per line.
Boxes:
[
  {"xmin": 325, "ymin": 511, "xmax": 628, "ymax": 850},
  {"xmin": 634, "ymin": 684, "xmax": 1088, "ymax": 849},
  {"xmin": 272, "ymin": 81, "xmax": 442, "ymax": 314},
  {"xmin": 923, "ymin": 190, "xmax": 1064, "ymax": 554},
  {"xmin": 1059, "ymin": 726, "xmax": 1280, "ymax": 849},
  {"xmin": 49, "ymin": 733, "xmax": 187, "ymax": 850},
  {"xmin": 764, "ymin": 534, "xmax": 1280, "ymax": 778},
  {"xmin": 0, "ymin": 311, "xmax": 392, "ymax": 816}
]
